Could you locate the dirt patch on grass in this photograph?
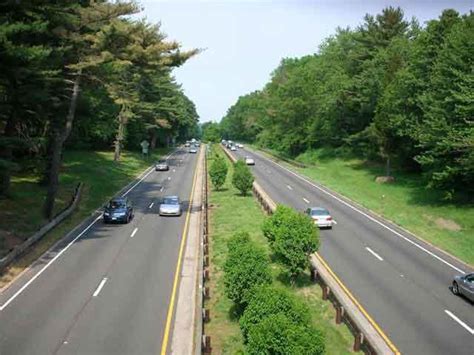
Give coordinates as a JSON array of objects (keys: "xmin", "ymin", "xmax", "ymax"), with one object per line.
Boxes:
[
  {"xmin": 424, "ymin": 215, "xmax": 461, "ymax": 232},
  {"xmin": 0, "ymin": 230, "xmax": 24, "ymax": 256}
]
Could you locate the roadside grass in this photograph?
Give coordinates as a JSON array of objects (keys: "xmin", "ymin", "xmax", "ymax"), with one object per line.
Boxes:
[
  {"xmin": 0, "ymin": 149, "xmax": 168, "ymax": 288},
  {"xmin": 206, "ymin": 145, "xmax": 356, "ymax": 354},
  {"xmin": 251, "ymin": 145, "xmax": 474, "ymax": 266}
]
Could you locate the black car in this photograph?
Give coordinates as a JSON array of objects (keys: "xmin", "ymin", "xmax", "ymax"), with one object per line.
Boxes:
[{"xmin": 103, "ymin": 197, "xmax": 134, "ymax": 223}]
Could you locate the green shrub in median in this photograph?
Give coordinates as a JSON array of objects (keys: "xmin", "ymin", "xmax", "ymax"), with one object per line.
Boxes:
[
  {"xmin": 223, "ymin": 232, "xmax": 272, "ymax": 308},
  {"xmin": 263, "ymin": 205, "xmax": 319, "ymax": 280},
  {"xmin": 246, "ymin": 313, "xmax": 325, "ymax": 355},
  {"xmin": 239, "ymin": 285, "xmax": 312, "ymax": 340},
  {"xmin": 209, "ymin": 155, "xmax": 228, "ymax": 190},
  {"xmin": 232, "ymin": 160, "xmax": 254, "ymax": 196}
]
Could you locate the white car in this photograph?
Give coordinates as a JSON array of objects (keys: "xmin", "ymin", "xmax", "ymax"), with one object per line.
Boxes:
[
  {"xmin": 159, "ymin": 196, "xmax": 182, "ymax": 216},
  {"xmin": 237, "ymin": 143, "xmax": 244, "ymax": 148},
  {"xmin": 230, "ymin": 146, "xmax": 237, "ymax": 151},
  {"xmin": 306, "ymin": 207, "xmax": 333, "ymax": 228},
  {"xmin": 245, "ymin": 157, "xmax": 255, "ymax": 165}
]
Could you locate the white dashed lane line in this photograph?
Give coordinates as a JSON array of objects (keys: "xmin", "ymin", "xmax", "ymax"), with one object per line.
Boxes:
[
  {"xmin": 303, "ymin": 197, "xmax": 310, "ymax": 204},
  {"xmin": 93, "ymin": 278, "xmax": 108, "ymax": 297},
  {"xmin": 445, "ymin": 310, "xmax": 474, "ymax": 335},
  {"xmin": 149, "ymin": 202, "xmax": 154, "ymax": 209},
  {"xmin": 366, "ymin": 247, "xmax": 384, "ymax": 261},
  {"xmin": 287, "ymin": 185, "xmax": 293, "ymax": 190},
  {"xmin": 130, "ymin": 228, "xmax": 138, "ymax": 238}
]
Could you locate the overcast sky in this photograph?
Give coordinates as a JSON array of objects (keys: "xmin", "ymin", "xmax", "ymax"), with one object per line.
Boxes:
[{"xmin": 140, "ymin": 0, "xmax": 473, "ymax": 123}]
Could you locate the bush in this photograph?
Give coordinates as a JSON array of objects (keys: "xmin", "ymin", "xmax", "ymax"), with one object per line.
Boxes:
[
  {"xmin": 209, "ymin": 155, "xmax": 228, "ymax": 190},
  {"xmin": 239, "ymin": 285, "xmax": 311, "ymax": 341},
  {"xmin": 232, "ymin": 160, "xmax": 254, "ymax": 195},
  {"xmin": 262, "ymin": 205, "xmax": 319, "ymax": 280},
  {"xmin": 246, "ymin": 313, "xmax": 325, "ymax": 355},
  {"xmin": 224, "ymin": 232, "xmax": 272, "ymax": 308}
]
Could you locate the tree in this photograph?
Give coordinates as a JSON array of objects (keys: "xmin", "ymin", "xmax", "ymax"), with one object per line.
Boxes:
[
  {"xmin": 223, "ymin": 232, "xmax": 272, "ymax": 308},
  {"xmin": 202, "ymin": 122, "xmax": 221, "ymax": 143},
  {"xmin": 246, "ymin": 313, "xmax": 325, "ymax": 355},
  {"xmin": 263, "ymin": 205, "xmax": 319, "ymax": 280},
  {"xmin": 209, "ymin": 155, "xmax": 228, "ymax": 190},
  {"xmin": 232, "ymin": 160, "xmax": 254, "ymax": 195}
]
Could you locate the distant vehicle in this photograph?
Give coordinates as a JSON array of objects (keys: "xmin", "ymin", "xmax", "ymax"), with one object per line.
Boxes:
[
  {"xmin": 159, "ymin": 196, "xmax": 182, "ymax": 216},
  {"xmin": 306, "ymin": 207, "xmax": 333, "ymax": 229},
  {"xmin": 184, "ymin": 142, "xmax": 190, "ymax": 147},
  {"xmin": 189, "ymin": 147, "xmax": 198, "ymax": 153},
  {"xmin": 245, "ymin": 156, "xmax": 255, "ymax": 165},
  {"xmin": 230, "ymin": 146, "xmax": 237, "ymax": 151},
  {"xmin": 452, "ymin": 273, "xmax": 474, "ymax": 302},
  {"xmin": 237, "ymin": 143, "xmax": 244, "ymax": 148},
  {"xmin": 155, "ymin": 159, "xmax": 169, "ymax": 171},
  {"xmin": 103, "ymin": 197, "xmax": 134, "ymax": 223},
  {"xmin": 221, "ymin": 139, "xmax": 227, "ymax": 144}
]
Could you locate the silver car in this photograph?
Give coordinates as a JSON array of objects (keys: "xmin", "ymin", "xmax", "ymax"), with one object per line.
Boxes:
[
  {"xmin": 306, "ymin": 207, "xmax": 333, "ymax": 229},
  {"xmin": 452, "ymin": 273, "xmax": 474, "ymax": 302},
  {"xmin": 159, "ymin": 196, "xmax": 182, "ymax": 216},
  {"xmin": 155, "ymin": 160, "xmax": 169, "ymax": 171}
]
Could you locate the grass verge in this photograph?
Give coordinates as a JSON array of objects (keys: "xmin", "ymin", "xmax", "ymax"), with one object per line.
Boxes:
[
  {"xmin": 0, "ymin": 149, "xmax": 168, "ymax": 288},
  {"xmin": 252, "ymin": 145, "xmax": 474, "ymax": 266},
  {"xmin": 206, "ymin": 145, "xmax": 357, "ymax": 354}
]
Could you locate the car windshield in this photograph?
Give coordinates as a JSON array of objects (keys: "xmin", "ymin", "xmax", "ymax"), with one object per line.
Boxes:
[
  {"xmin": 163, "ymin": 197, "xmax": 179, "ymax": 205},
  {"xmin": 311, "ymin": 209, "xmax": 328, "ymax": 216},
  {"xmin": 158, "ymin": 160, "xmax": 167, "ymax": 164},
  {"xmin": 109, "ymin": 200, "xmax": 126, "ymax": 208}
]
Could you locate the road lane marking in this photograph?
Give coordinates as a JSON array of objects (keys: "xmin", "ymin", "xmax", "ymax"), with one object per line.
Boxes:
[
  {"xmin": 251, "ymin": 149, "xmax": 466, "ymax": 274},
  {"xmin": 333, "ymin": 220, "xmax": 338, "ymax": 225},
  {"xmin": 366, "ymin": 247, "xmax": 384, "ymax": 261},
  {"xmin": 160, "ymin": 186, "xmax": 164, "ymax": 192},
  {"xmin": 0, "ymin": 215, "xmax": 102, "ymax": 311},
  {"xmin": 172, "ymin": 169, "xmax": 176, "ymax": 173},
  {"xmin": 130, "ymin": 228, "xmax": 138, "ymax": 238},
  {"xmin": 287, "ymin": 185, "xmax": 293, "ymax": 190},
  {"xmin": 303, "ymin": 197, "xmax": 310, "ymax": 204},
  {"xmin": 160, "ymin": 148, "xmax": 200, "ymax": 355},
  {"xmin": 167, "ymin": 177, "xmax": 171, "ymax": 181},
  {"xmin": 445, "ymin": 310, "xmax": 474, "ymax": 335},
  {"xmin": 149, "ymin": 202, "xmax": 154, "ymax": 209},
  {"xmin": 93, "ymin": 278, "xmax": 108, "ymax": 297}
]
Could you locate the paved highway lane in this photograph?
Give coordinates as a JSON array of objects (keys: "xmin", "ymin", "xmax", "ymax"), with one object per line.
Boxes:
[
  {"xmin": 0, "ymin": 148, "xmax": 199, "ymax": 355},
  {"xmin": 233, "ymin": 147, "xmax": 474, "ymax": 355}
]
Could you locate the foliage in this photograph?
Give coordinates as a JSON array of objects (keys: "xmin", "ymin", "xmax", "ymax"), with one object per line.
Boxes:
[
  {"xmin": 263, "ymin": 205, "xmax": 319, "ymax": 280},
  {"xmin": 246, "ymin": 313, "xmax": 325, "ymax": 355},
  {"xmin": 223, "ymin": 232, "xmax": 272, "ymax": 308},
  {"xmin": 201, "ymin": 122, "xmax": 222, "ymax": 143},
  {"xmin": 232, "ymin": 160, "xmax": 254, "ymax": 196},
  {"xmin": 209, "ymin": 155, "xmax": 228, "ymax": 190}
]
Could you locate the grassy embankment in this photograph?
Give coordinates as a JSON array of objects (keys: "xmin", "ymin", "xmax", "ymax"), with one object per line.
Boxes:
[
  {"xmin": 206, "ymin": 145, "xmax": 357, "ymax": 354},
  {"xmin": 0, "ymin": 149, "xmax": 168, "ymax": 287},
  {"xmin": 254, "ymin": 146, "xmax": 474, "ymax": 266}
]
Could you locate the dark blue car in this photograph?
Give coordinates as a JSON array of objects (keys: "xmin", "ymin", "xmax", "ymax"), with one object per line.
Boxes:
[{"xmin": 103, "ymin": 197, "xmax": 134, "ymax": 223}]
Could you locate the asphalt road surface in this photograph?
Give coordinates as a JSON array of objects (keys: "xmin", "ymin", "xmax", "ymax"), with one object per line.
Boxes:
[
  {"xmin": 232, "ymin": 147, "xmax": 473, "ymax": 355},
  {"xmin": 0, "ymin": 147, "xmax": 198, "ymax": 355}
]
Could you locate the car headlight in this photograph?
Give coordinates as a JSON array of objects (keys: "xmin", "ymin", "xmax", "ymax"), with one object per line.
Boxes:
[{"xmin": 104, "ymin": 212, "xmax": 110, "ymax": 216}]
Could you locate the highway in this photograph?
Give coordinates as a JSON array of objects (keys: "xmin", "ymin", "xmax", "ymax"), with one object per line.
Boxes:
[
  {"xmin": 232, "ymin": 147, "xmax": 474, "ymax": 355},
  {"xmin": 0, "ymin": 147, "xmax": 199, "ymax": 355}
]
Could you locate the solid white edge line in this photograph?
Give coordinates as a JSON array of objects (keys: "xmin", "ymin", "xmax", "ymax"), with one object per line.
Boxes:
[
  {"xmin": 445, "ymin": 310, "xmax": 474, "ymax": 335},
  {"xmin": 0, "ymin": 215, "xmax": 102, "ymax": 311},
  {"xmin": 93, "ymin": 277, "xmax": 108, "ymax": 297},
  {"xmin": 251, "ymin": 149, "xmax": 466, "ymax": 275},
  {"xmin": 149, "ymin": 202, "xmax": 154, "ymax": 209},
  {"xmin": 130, "ymin": 228, "xmax": 138, "ymax": 238},
  {"xmin": 303, "ymin": 197, "xmax": 310, "ymax": 204},
  {"xmin": 366, "ymin": 247, "xmax": 384, "ymax": 261},
  {"xmin": 0, "ymin": 150, "xmax": 178, "ymax": 311}
]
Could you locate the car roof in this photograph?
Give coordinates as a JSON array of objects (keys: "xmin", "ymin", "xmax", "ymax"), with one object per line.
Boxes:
[
  {"xmin": 310, "ymin": 207, "xmax": 329, "ymax": 213},
  {"xmin": 111, "ymin": 197, "xmax": 127, "ymax": 202},
  {"xmin": 164, "ymin": 195, "xmax": 179, "ymax": 200}
]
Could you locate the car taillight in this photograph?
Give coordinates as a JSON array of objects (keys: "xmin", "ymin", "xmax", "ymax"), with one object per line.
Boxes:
[{"xmin": 326, "ymin": 217, "xmax": 332, "ymax": 221}]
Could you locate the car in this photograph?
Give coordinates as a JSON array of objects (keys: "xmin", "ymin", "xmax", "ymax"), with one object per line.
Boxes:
[
  {"xmin": 230, "ymin": 146, "xmax": 237, "ymax": 151},
  {"xmin": 103, "ymin": 197, "xmax": 134, "ymax": 223},
  {"xmin": 452, "ymin": 273, "xmax": 474, "ymax": 302},
  {"xmin": 245, "ymin": 156, "xmax": 255, "ymax": 165},
  {"xmin": 189, "ymin": 147, "xmax": 198, "ymax": 153},
  {"xmin": 184, "ymin": 142, "xmax": 191, "ymax": 147},
  {"xmin": 306, "ymin": 207, "xmax": 333, "ymax": 228},
  {"xmin": 155, "ymin": 159, "xmax": 169, "ymax": 171},
  {"xmin": 237, "ymin": 143, "xmax": 244, "ymax": 148},
  {"xmin": 159, "ymin": 196, "xmax": 182, "ymax": 216}
]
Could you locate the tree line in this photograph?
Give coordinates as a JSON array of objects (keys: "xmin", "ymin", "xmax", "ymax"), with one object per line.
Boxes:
[
  {"xmin": 214, "ymin": 7, "xmax": 473, "ymax": 198},
  {"xmin": 0, "ymin": 1, "xmax": 200, "ymax": 218}
]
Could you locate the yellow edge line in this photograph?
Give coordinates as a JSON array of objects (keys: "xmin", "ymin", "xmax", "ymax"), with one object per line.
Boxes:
[
  {"xmin": 160, "ymin": 149, "xmax": 201, "ymax": 355},
  {"xmin": 315, "ymin": 253, "xmax": 401, "ymax": 354}
]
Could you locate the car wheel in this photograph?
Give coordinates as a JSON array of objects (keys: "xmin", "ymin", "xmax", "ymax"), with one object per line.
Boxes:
[{"xmin": 452, "ymin": 281, "xmax": 459, "ymax": 295}]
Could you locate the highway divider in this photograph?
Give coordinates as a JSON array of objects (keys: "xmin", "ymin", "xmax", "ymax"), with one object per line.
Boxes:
[
  {"xmin": 0, "ymin": 182, "xmax": 83, "ymax": 274},
  {"xmin": 221, "ymin": 144, "xmax": 399, "ymax": 355}
]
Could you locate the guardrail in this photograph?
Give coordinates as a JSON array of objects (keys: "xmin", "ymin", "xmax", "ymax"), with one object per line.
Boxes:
[
  {"xmin": 0, "ymin": 182, "xmax": 83, "ymax": 274},
  {"xmin": 221, "ymin": 144, "xmax": 398, "ymax": 355}
]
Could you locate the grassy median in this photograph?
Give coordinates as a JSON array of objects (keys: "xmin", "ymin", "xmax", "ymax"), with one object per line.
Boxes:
[
  {"xmin": 206, "ymin": 145, "xmax": 357, "ymax": 354},
  {"xmin": 0, "ymin": 149, "xmax": 168, "ymax": 287},
  {"xmin": 252, "ymin": 146, "xmax": 474, "ymax": 266}
]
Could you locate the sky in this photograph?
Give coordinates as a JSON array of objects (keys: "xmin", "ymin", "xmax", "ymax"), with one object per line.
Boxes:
[{"xmin": 140, "ymin": 0, "xmax": 473, "ymax": 123}]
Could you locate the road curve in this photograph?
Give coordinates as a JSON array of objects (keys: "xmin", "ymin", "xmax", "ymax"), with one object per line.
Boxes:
[
  {"xmin": 0, "ymin": 147, "xmax": 198, "ymax": 355},
  {"xmin": 232, "ymin": 146, "xmax": 473, "ymax": 355}
]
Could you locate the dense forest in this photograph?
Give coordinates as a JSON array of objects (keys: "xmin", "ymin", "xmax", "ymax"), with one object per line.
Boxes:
[
  {"xmin": 212, "ymin": 7, "xmax": 473, "ymax": 198},
  {"xmin": 0, "ymin": 1, "xmax": 200, "ymax": 218}
]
